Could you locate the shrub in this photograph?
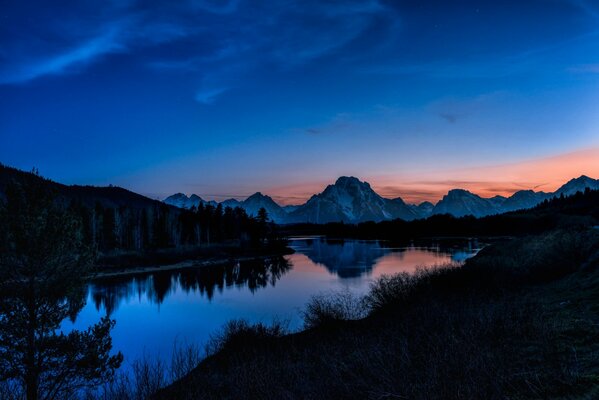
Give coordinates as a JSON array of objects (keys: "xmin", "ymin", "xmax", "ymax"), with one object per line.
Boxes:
[
  {"xmin": 302, "ymin": 289, "xmax": 366, "ymax": 329},
  {"xmin": 363, "ymin": 264, "xmax": 461, "ymax": 313},
  {"xmin": 204, "ymin": 319, "xmax": 289, "ymax": 357}
]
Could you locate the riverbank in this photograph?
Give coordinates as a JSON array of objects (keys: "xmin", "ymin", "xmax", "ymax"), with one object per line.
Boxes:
[
  {"xmin": 156, "ymin": 228, "xmax": 599, "ymax": 400},
  {"xmin": 90, "ymin": 244, "xmax": 294, "ymax": 279}
]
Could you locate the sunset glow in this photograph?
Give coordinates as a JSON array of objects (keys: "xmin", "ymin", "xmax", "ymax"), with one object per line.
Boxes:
[{"xmin": 1, "ymin": 0, "xmax": 598, "ymax": 204}]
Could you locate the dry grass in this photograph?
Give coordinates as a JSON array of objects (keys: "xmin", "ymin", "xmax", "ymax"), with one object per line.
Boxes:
[{"xmin": 21, "ymin": 228, "xmax": 595, "ymax": 400}]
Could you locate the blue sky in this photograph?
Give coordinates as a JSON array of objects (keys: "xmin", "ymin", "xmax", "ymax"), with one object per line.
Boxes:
[{"xmin": 1, "ymin": 0, "xmax": 598, "ymax": 203}]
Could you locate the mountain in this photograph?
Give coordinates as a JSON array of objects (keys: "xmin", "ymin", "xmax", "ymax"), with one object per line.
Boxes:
[
  {"xmin": 162, "ymin": 174, "xmax": 599, "ymax": 224},
  {"xmin": 554, "ymin": 175, "xmax": 599, "ymax": 197},
  {"xmin": 282, "ymin": 205, "xmax": 300, "ymax": 213},
  {"xmin": 288, "ymin": 177, "xmax": 417, "ymax": 223},
  {"xmin": 500, "ymin": 190, "xmax": 550, "ymax": 213},
  {"xmin": 163, "ymin": 191, "xmax": 286, "ymax": 223},
  {"xmin": 409, "ymin": 201, "xmax": 434, "ymax": 219},
  {"xmin": 221, "ymin": 198, "xmax": 241, "ymax": 209},
  {"xmin": 163, "ymin": 193, "xmax": 217, "ymax": 209},
  {"xmin": 431, "ymin": 176, "xmax": 599, "ymax": 218},
  {"xmin": 241, "ymin": 192, "xmax": 287, "ymax": 223},
  {"xmin": 432, "ymin": 189, "xmax": 498, "ymax": 218},
  {"xmin": 488, "ymin": 195, "xmax": 507, "ymax": 209}
]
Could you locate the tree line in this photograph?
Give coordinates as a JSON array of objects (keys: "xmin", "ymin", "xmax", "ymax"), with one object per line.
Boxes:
[
  {"xmin": 68, "ymin": 197, "xmax": 283, "ymax": 253},
  {"xmin": 0, "ymin": 174, "xmax": 286, "ymax": 400},
  {"xmin": 283, "ymin": 188, "xmax": 599, "ymax": 241}
]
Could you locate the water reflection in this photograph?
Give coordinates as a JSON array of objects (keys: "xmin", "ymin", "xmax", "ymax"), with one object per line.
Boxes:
[
  {"xmin": 297, "ymin": 238, "xmax": 390, "ymax": 278},
  {"xmin": 293, "ymin": 238, "xmax": 481, "ymax": 278},
  {"xmin": 66, "ymin": 237, "xmax": 482, "ymax": 365},
  {"xmin": 91, "ymin": 256, "xmax": 291, "ymax": 315}
]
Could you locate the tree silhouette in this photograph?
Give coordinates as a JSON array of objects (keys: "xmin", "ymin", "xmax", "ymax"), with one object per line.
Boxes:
[
  {"xmin": 257, "ymin": 207, "xmax": 269, "ymax": 224},
  {"xmin": 0, "ymin": 178, "xmax": 122, "ymax": 400}
]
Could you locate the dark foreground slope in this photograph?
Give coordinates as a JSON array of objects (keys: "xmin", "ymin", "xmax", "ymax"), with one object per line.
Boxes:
[{"xmin": 158, "ymin": 228, "xmax": 599, "ymax": 400}]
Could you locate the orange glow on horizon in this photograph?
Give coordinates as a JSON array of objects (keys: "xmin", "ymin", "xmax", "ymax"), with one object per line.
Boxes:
[{"xmin": 267, "ymin": 148, "xmax": 599, "ymax": 205}]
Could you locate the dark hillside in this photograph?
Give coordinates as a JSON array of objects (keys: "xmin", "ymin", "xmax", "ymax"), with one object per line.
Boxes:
[
  {"xmin": 158, "ymin": 228, "xmax": 599, "ymax": 399},
  {"xmin": 0, "ymin": 165, "xmax": 288, "ymax": 258},
  {"xmin": 0, "ymin": 164, "xmax": 167, "ymax": 210}
]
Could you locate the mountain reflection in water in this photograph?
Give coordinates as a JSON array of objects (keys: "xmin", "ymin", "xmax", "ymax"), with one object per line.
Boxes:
[
  {"xmin": 293, "ymin": 237, "xmax": 481, "ymax": 278},
  {"xmin": 64, "ymin": 237, "xmax": 482, "ymax": 365}
]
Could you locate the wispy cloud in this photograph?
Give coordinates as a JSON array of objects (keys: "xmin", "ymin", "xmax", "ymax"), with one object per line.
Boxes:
[
  {"xmin": 563, "ymin": 0, "xmax": 599, "ymax": 19},
  {"xmin": 369, "ymin": 147, "xmax": 599, "ymax": 203},
  {"xmin": 300, "ymin": 113, "xmax": 352, "ymax": 135},
  {"xmin": 195, "ymin": 87, "xmax": 228, "ymax": 104},
  {"xmin": 0, "ymin": 26, "xmax": 125, "ymax": 84}
]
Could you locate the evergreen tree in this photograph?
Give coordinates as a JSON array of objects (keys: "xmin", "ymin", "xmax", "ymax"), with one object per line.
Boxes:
[
  {"xmin": 102, "ymin": 208, "xmax": 117, "ymax": 250},
  {"xmin": 257, "ymin": 207, "xmax": 269, "ymax": 244},
  {"xmin": 0, "ymin": 179, "xmax": 122, "ymax": 400}
]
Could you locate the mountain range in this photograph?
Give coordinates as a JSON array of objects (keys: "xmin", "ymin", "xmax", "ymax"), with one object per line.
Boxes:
[
  {"xmin": 164, "ymin": 175, "xmax": 599, "ymax": 223},
  {"xmin": 4, "ymin": 163, "xmax": 595, "ymax": 225}
]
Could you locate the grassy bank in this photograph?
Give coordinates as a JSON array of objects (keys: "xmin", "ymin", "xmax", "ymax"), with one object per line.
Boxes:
[{"xmin": 156, "ymin": 228, "xmax": 599, "ymax": 400}]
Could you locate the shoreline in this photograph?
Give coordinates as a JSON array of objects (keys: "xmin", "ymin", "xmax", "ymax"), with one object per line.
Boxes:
[{"xmin": 88, "ymin": 249, "xmax": 294, "ymax": 279}]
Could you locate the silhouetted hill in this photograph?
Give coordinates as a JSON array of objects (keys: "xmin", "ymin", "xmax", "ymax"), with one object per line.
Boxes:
[{"xmin": 0, "ymin": 164, "xmax": 169, "ymax": 210}]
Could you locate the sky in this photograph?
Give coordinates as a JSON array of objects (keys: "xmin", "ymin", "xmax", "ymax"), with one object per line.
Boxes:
[{"xmin": 1, "ymin": 0, "xmax": 599, "ymax": 204}]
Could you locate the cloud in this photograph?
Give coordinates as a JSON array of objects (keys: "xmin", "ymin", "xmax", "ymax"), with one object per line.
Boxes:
[
  {"xmin": 439, "ymin": 113, "xmax": 459, "ymax": 123},
  {"xmin": 563, "ymin": 0, "xmax": 599, "ymax": 19},
  {"xmin": 369, "ymin": 147, "xmax": 599, "ymax": 203},
  {"xmin": 0, "ymin": 0, "xmax": 399, "ymax": 110},
  {"xmin": 195, "ymin": 87, "xmax": 228, "ymax": 104},
  {"xmin": 430, "ymin": 91, "xmax": 508, "ymax": 125},
  {"xmin": 0, "ymin": 26, "xmax": 125, "ymax": 84},
  {"xmin": 298, "ymin": 112, "xmax": 353, "ymax": 135}
]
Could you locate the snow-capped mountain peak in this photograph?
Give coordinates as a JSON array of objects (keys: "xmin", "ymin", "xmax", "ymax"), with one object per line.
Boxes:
[
  {"xmin": 288, "ymin": 176, "xmax": 416, "ymax": 223},
  {"xmin": 432, "ymin": 189, "xmax": 498, "ymax": 218},
  {"xmin": 555, "ymin": 175, "xmax": 599, "ymax": 197},
  {"xmin": 163, "ymin": 193, "xmax": 216, "ymax": 209},
  {"xmin": 163, "ymin": 175, "xmax": 599, "ymax": 223},
  {"xmin": 241, "ymin": 192, "xmax": 287, "ymax": 223}
]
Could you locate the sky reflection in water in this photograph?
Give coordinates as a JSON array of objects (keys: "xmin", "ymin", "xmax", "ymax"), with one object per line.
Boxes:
[{"xmin": 63, "ymin": 238, "xmax": 481, "ymax": 365}]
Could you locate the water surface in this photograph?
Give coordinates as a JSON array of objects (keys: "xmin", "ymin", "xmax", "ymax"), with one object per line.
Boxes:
[{"xmin": 64, "ymin": 237, "xmax": 481, "ymax": 365}]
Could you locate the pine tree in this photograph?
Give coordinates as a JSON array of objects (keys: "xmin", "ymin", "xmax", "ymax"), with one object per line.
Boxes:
[{"xmin": 0, "ymin": 179, "xmax": 122, "ymax": 399}]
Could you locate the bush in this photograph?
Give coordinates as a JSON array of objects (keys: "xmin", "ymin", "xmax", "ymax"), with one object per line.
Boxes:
[
  {"xmin": 302, "ymin": 289, "xmax": 366, "ymax": 329},
  {"xmin": 204, "ymin": 319, "xmax": 289, "ymax": 357},
  {"xmin": 85, "ymin": 341, "xmax": 203, "ymax": 400},
  {"xmin": 364, "ymin": 264, "xmax": 461, "ymax": 313}
]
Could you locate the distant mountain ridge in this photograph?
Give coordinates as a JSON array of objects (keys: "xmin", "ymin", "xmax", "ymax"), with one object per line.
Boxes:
[
  {"xmin": 431, "ymin": 175, "xmax": 599, "ymax": 218},
  {"xmin": 164, "ymin": 175, "xmax": 599, "ymax": 223},
  {"xmin": 165, "ymin": 190, "xmax": 289, "ymax": 223},
  {"xmin": 1, "ymin": 164, "xmax": 596, "ymax": 224},
  {"xmin": 163, "ymin": 193, "xmax": 218, "ymax": 209}
]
